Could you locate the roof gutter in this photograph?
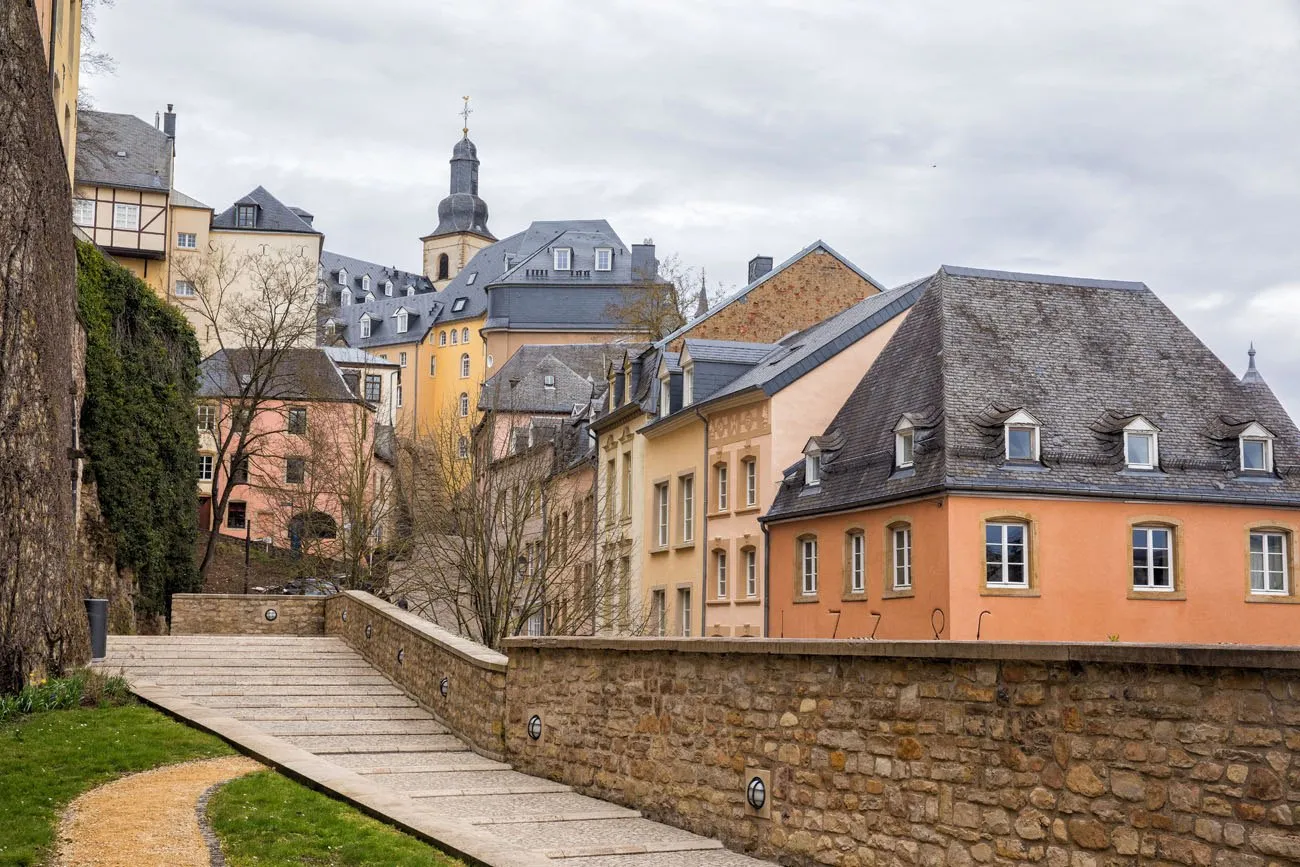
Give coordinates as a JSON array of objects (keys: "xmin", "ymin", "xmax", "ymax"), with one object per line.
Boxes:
[{"xmin": 694, "ymin": 406, "xmax": 709, "ymax": 638}]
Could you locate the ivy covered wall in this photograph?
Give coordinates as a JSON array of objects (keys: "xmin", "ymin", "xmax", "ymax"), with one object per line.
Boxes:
[{"xmin": 77, "ymin": 241, "xmax": 203, "ymax": 619}]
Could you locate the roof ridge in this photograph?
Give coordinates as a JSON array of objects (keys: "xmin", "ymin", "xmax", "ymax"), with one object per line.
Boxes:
[{"xmin": 940, "ymin": 265, "xmax": 1147, "ymax": 292}]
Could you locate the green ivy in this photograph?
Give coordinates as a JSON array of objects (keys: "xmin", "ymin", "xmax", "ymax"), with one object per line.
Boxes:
[{"xmin": 76, "ymin": 241, "xmax": 202, "ymax": 619}]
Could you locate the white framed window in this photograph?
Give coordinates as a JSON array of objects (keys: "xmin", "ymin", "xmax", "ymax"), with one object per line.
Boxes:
[
  {"xmin": 716, "ymin": 463, "xmax": 728, "ymax": 511},
  {"xmin": 1240, "ymin": 423, "xmax": 1275, "ymax": 472},
  {"xmin": 198, "ymin": 454, "xmax": 214, "ymax": 481},
  {"xmin": 176, "ymin": 231, "xmax": 197, "ymax": 249},
  {"xmin": 1004, "ymin": 410, "xmax": 1041, "ymax": 462},
  {"xmin": 553, "ymin": 247, "xmax": 572, "ymax": 270},
  {"xmin": 395, "ymin": 310, "xmax": 409, "ymax": 333},
  {"xmin": 439, "ymin": 331, "xmax": 447, "ymax": 346},
  {"xmin": 458, "ymin": 392, "xmax": 469, "ymax": 417},
  {"xmin": 362, "ymin": 274, "xmax": 371, "ymax": 292},
  {"xmin": 457, "ymin": 436, "xmax": 469, "ymax": 460},
  {"xmin": 452, "ymin": 297, "xmax": 467, "ymax": 312},
  {"xmin": 72, "ymin": 198, "xmax": 95, "ymax": 226},
  {"xmin": 805, "ymin": 451, "xmax": 821, "ymax": 487},
  {"xmin": 395, "ymin": 383, "xmax": 403, "ymax": 407},
  {"xmin": 1132, "ymin": 526, "xmax": 1174, "ymax": 590},
  {"xmin": 543, "ymin": 374, "xmax": 556, "ymax": 389},
  {"xmin": 744, "ymin": 547, "xmax": 757, "ymax": 597},
  {"xmin": 466, "ymin": 273, "xmax": 477, "ymax": 285},
  {"xmin": 652, "ymin": 589, "xmax": 666, "ymax": 636},
  {"xmin": 655, "ymin": 483, "xmax": 669, "ymax": 548},
  {"xmin": 359, "ymin": 316, "xmax": 371, "ymax": 338},
  {"xmin": 174, "ymin": 280, "xmax": 195, "ymax": 298},
  {"xmin": 658, "ymin": 377, "xmax": 670, "ymax": 418},
  {"xmin": 384, "ymin": 280, "xmax": 393, "ymax": 296},
  {"xmin": 716, "ymin": 551, "xmax": 728, "ymax": 598},
  {"xmin": 680, "ymin": 476, "xmax": 694, "ymax": 543},
  {"xmin": 406, "ymin": 285, "xmax": 415, "ymax": 297},
  {"xmin": 399, "ymin": 351, "xmax": 407, "ymax": 368},
  {"xmin": 985, "ymin": 522, "xmax": 1028, "ymax": 586},
  {"xmin": 1123, "ymin": 417, "xmax": 1159, "ymax": 469},
  {"xmin": 337, "ymin": 268, "xmax": 348, "ymax": 286},
  {"xmin": 461, "ymin": 327, "xmax": 469, "ymax": 343},
  {"xmin": 341, "ymin": 288, "xmax": 352, "ymax": 306},
  {"xmin": 595, "ymin": 247, "xmax": 613, "ymax": 271},
  {"xmin": 1250, "ymin": 531, "xmax": 1289, "ymax": 595},
  {"xmin": 744, "ymin": 458, "xmax": 757, "ymax": 506},
  {"xmin": 800, "ymin": 537, "xmax": 818, "ymax": 595},
  {"xmin": 895, "ymin": 418, "xmax": 915, "ymax": 469},
  {"xmin": 682, "ymin": 365, "xmax": 694, "ymax": 406},
  {"xmin": 113, "ymin": 203, "xmax": 139, "ymax": 230},
  {"xmin": 459, "ymin": 353, "xmax": 470, "ymax": 378},
  {"xmin": 196, "ymin": 405, "xmax": 216, "ymax": 431},
  {"xmin": 892, "ymin": 526, "xmax": 912, "ymax": 589},
  {"xmin": 849, "ymin": 532, "xmax": 865, "ymax": 593},
  {"xmin": 429, "ymin": 356, "xmax": 436, "ymax": 376},
  {"xmin": 678, "ymin": 588, "xmax": 692, "ymax": 637},
  {"xmin": 364, "ymin": 292, "xmax": 375, "ymax": 303},
  {"xmin": 451, "ymin": 329, "xmax": 458, "ymax": 345}
]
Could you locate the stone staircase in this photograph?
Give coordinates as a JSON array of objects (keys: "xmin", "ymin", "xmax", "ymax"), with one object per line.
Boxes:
[{"xmin": 105, "ymin": 634, "xmax": 766, "ymax": 866}]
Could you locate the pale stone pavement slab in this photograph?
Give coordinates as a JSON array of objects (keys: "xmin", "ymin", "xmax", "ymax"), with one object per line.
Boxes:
[{"xmin": 104, "ymin": 635, "xmax": 770, "ymax": 866}]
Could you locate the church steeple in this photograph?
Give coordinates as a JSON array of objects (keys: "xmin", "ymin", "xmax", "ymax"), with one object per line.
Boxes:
[{"xmin": 421, "ymin": 100, "xmax": 498, "ymax": 287}]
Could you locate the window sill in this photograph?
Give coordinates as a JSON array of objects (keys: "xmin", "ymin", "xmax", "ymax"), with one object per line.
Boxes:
[
  {"xmin": 705, "ymin": 599, "xmax": 732, "ymax": 607},
  {"xmin": 1245, "ymin": 594, "xmax": 1300, "ymax": 604},
  {"xmin": 707, "ymin": 510, "xmax": 731, "ymax": 519},
  {"xmin": 981, "ymin": 585, "xmax": 1039, "ymax": 598},
  {"xmin": 792, "ymin": 595, "xmax": 821, "ymax": 605},
  {"xmin": 999, "ymin": 461, "xmax": 1048, "ymax": 473},
  {"xmin": 649, "ymin": 546, "xmax": 669, "ymax": 556},
  {"xmin": 882, "ymin": 588, "xmax": 915, "ymax": 600},
  {"xmin": 1127, "ymin": 589, "xmax": 1186, "ymax": 601},
  {"xmin": 734, "ymin": 597, "xmax": 761, "ymax": 606},
  {"xmin": 841, "ymin": 592, "xmax": 869, "ymax": 602},
  {"xmin": 673, "ymin": 541, "xmax": 696, "ymax": 551},
  {"xmin": 734, "ymin": 505, "xmax": 761, "ymax": 515}
]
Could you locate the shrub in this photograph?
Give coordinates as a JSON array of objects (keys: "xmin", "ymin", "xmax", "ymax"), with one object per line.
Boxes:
[{"xmin": 0, "ymin": 670, "xmax": 131, "ymax": 721}]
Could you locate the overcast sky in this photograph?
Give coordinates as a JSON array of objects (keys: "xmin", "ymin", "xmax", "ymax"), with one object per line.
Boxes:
[{"xmin": 89, "ymin": 1, "xmax": 1300, "ymax": 413}]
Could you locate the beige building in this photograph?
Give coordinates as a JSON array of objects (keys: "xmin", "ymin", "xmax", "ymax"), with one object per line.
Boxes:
[{"xmin": 33, "ymin": 0, "xmax": 82, "ymax": 183}]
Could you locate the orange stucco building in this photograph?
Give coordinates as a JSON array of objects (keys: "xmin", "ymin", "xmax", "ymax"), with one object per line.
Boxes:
[{"xmin": 763, "ymin": 266, "xmax": 1300, "ymax": 645}]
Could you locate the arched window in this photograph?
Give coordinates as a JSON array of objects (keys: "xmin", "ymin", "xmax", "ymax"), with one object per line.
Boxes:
[
  {"xmin": 461, "ymin": 327, "xmax": 469, "ymax": 343},
  {"xmin": 384, "ymin": 280, "xmax": 393, "ymax": 296},
  {"xmin": 338, "ymin": 268, "xmax": 348, "ymax": 286},
  {"xmin": 458, "ymin": 392, "xmax": 469, "ymax": 417},
  {"xmin": 361, "ymin": 274, "xmax": 371, "ymax": 292},
  {"xmin": 460, "ymin": 353, "xmax": 470, "ymax": 378},
  {"xmin": 451, "ymin": 329, "xmax": 458, "ymax": 345},
  {"xmin": 458, "ymin": 436, "xmax": 469, "ymax": 459},
  {"xmin": 438, "ymin": 253, "xmax": 450, "ymax": 280},
  {"xmin": 439, "ymin": 330, "xmax": 447, "ymax": 346}
]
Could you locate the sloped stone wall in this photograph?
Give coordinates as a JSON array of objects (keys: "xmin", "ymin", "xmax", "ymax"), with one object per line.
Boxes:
[
  {"xmin": 503, "ymin": 638, "xmax": 1300, "ymax": 867},
  {"xmin": 0, "ymin": 0, "xmax": 85, "ymax": 692}
]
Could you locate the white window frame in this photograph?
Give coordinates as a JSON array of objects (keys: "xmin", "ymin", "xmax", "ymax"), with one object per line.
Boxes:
[
  {"xmin": 1240, "ymin": 423, "xmax": 1275, "ymax": 472},
  {"xmin": 466, "ymin": 272, "xmax": 477, "ymax": 285},
  {"xmin": 680, "ymin": 476, "xmax": 694, "ymax": 543},
  {"xmin": 451, "ymin": 329, "xmax": 458, "ymax": 345},
  {"xmin": 1132, "ymin": 526, "xmax": 1174, "ymax": 591},
  {"xmin": 364, "ymin": 292, "xmax": 375, "ymax": 303},
  {"xmin": 595, "ymin": 247, "xmax": 613, "ymax": 271},
  {"xmin": 384, "ymin": 280, "xmax": 393, "ymax": 296},
  {"xmin": 439, "ymin": 331, "xmax": 447, "ymax": 346},
  {"xmin": 458, "ymin": 392, "xmax": 469, "ymax": 417},
  {"xmin": 679, "ymin": 588, "xmax": 692, "ymax": 637},
  {"xmin": 658, "ymin": 377, "xmax": 670, "ymax": 418},
  {"xmin": 744, "ymin": 548, "xmax": 757, "ymax": 597},
  {"xmin": 553, "ymin": 247, "xmax": 572, "ymax": 270},
  {"xmin": 429, "ymin": 356, "xmax": 436, "ymax": 376},
  {"xmin": 1250, "ymin": 530, "xmax": 1289, "ymax": 595},
  {"xmin": 801, "ymin": 537, "xmax": 818, "ymax": 596},
  {"xmin": 362, "ymin": 275, "xmax": 371, "ymax": 292},
  {"xmin": 682, "ymin": 365, "xmax": 694, "ymax": 406},
  {"xmin": 849, "ymin": 532, "xmax": 865, "ymax": 593},
  {"xmin": 460, "ymin": 353, "xmax": 471, "ymax": 378},
  {"xmin": 894, "ymin": 418, "xmax": 915, "ymax": 469},
  {"xmin": 341, "ymin": 288, "xmax": 352, "ymax": 306},
  {"xmin": 892, "ymin": 527, "xmax": 912, "ymax": 589},
  {"xmin": 462, "ymin": 327, "xmax": 470, "ymax": 343},
  {"xmin": 716, "ymin": 463, "xmax": 728, "ymax": 511},
  {"xmin": 176, "ymin": 231, "xmax": 197, "ymax": 249},
  {"xmin": 399, "ymin": 351, "xmax": 407, "ymax": 368},
  {"xmin": 652, "ymin": 589, "xmax": 666, "ymax": 636},
  {"xmin": 73, "ymin": 198, "xmax": 95, "ymax": 226},
  {"xmin": 452, "ymin": 298, "xmax": 467, "ymax": 312},
  {"xmin": 113, "ymin": 203, "xmax": 140, "ymax": 230},
  {"xmin": 395, "ymin": 310, "xmax": 409, "ymax": 334},
  {"xmin": 406, "ymin": 286, "xmax": 415, "ymax": 297},
  {"xmin": 804, "ymin": 451, "xmax": 821, "ymax": 487},
  {"xmin": 1004, "ymin": 409, "xmax": 1041, "ymax": 462},
  {"xmin": 716, "ymin": 551, "xmax": 728, "ymax": 598},
  {"xmin": 744, "ymin": 458, "xmax": 757, "ymax": 507},
  {"xmin": 1123, "ymin": 417, "xmax": 1159, "ymax": 470},
  {"xmin": 338, "ymin": 268, "xmax": 348, "ymax": 287},
  {"xmin": 359, "ymin": 316, "xmax": 371, "ymax": 338},
  {"xmin": 196, "ymin": 405, "xmax": 216, "ymax": 431},
  {"xmin": 174, "ymin": 280, "xmax": 196, "ymax": 298},
  {"xmin": 655, "ymin": 483, "xmax": 670, "ymax": 548},
  {"xmin": 198, "ymin": 454, "xmax": 214, "ymax": 481},
  {"xmin": 543, "ymin": 374, "xmax": 556, "ymax": 389},
  {"xmin": 396, "ymin": 383, "xmax": 403, "ymax": 407},
  {"xmin": 457, "ymin": 436, "xmax": 469, "ymax": 460},
  {"xmin": 985, "ymin": 521, "xmax": 1029, "ymax": 587}
]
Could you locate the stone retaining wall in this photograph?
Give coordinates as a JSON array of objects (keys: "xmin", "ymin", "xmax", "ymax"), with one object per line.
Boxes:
[
  {"xmin": 502, "ymin": 637, "xmax": 1300, "ymax": 867},
  {"xmin": 325, "ymin": 591, "xmax": 508, "ymax": 760},
  {"xmin": 169, "ymin": 593, "xmax": 324, "ymax": 635}
]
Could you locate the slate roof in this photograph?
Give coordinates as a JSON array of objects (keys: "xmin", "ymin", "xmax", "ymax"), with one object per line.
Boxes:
[
  {"xmin": 323, "ymin": 291, "xmax": 443, "ymax": 350},
  {"xmin": 319, "ymin": 251, "xmax": 434, "ymax": 308},
  {"xmin": 198, "ymin": 348, "xmax": 365, "ymax": 403},
  {"xmin": 211, "ymin": 186, "xmax": 321, "ymax": 235},
  {"xmin": 479, "ymin": 343, "xmax": 636, "ymax": 413},
  {"xmin": 766, "ymin": 266, "xmax": 1300, "ymax": 521},
  {"xmin": 170, "ymin": 190, "xmax": 209, "ymax": 210},
  {"xmin": 75, "ymin": 110, "xmax": 172, "ymax": 191},
  {"xmin": 657, "ymin": 240, "xmax": 887, "ymax": 348}
]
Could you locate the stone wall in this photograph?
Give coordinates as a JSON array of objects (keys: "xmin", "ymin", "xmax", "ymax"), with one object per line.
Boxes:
[
  {"xmin": 502, "ymin": 637, "xmax": 1300, "ymax": 867},
  {"xmin": 170, "ymin": 593, "xmax": 325, "ymax": 635},
  {"xmin": 325, "ymin": 591, "xmax": 508, "ymax": 760}
]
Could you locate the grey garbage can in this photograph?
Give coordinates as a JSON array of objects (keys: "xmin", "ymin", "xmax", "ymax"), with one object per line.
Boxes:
[{"xmin": 85, "ymin": 598, "xmax": 108, "ymax": 661}]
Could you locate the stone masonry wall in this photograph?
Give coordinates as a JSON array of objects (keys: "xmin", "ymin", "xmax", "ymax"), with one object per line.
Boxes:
[
  {"xmin": 325, "ymin": 591, "xmax": 508, "ymax": 760},
  {"xmin": 170, "ymin": 593, "xmax": 324, "ymax": 635},
  {"xmin": 503, "ymin": 637, "xmax": 1300, "ymax": 867}
]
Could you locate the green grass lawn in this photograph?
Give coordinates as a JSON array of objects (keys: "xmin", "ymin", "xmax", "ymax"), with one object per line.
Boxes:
[
  {"xmin": 0, "ymin": 703, "xmax": 232, "ymax": 866},
  {"xmin": 208, "ymin": 770, "xmax": 465, "ymax": 866}
]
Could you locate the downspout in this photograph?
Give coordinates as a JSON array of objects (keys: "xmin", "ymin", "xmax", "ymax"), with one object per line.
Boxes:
[
  {"xmin": 694, "ymin": 407, "xmax": 709, "ymax": 637},
  {"xmin": 762, "ymin": 520, "xmax": 771, "ymax": 638}
]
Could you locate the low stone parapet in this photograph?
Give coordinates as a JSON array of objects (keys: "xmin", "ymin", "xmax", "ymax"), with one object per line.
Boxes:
[
  {"xmin": 325, "ymin": 591, "xmax": 508, "ymax": 760},
  {"xmin": 169, "ymin": 593, "xmax": 325, "ymax": 635}
]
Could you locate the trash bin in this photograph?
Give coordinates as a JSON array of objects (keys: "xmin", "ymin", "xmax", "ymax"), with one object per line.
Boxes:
[{"xmin": 85, "ymin": 598, "xmax": 108, "ymax": 661}]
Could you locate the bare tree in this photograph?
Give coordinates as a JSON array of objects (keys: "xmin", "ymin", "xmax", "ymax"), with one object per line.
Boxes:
[
  {"xmin": 605, "ymin": 253, "xmax": 730, "ymax": 341},
  {"xmin": 174, "ymin": 244, "xmax": 319, "ymax": 581},
  {"xmin": 77, "ymin": 0, "xmax": 116, "ymax": 110},
  {"xmin": 387, "ymin": 404, "xmax": 650, "ymax": 649}
]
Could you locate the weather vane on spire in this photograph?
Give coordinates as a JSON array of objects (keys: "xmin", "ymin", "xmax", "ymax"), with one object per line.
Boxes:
[{"xmin": 461, "ymin": 96, "xmax": 472, "ymax": 138}]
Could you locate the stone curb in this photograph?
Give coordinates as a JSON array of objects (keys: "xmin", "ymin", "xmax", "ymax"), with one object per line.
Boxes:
[{"xmin": 128, "ymin": 681, "xmax": 554, "ymax": 867}]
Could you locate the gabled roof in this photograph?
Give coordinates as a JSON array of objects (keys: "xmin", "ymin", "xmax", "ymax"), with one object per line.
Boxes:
[
  {"xmin": 480, "ymin": 343, "xmax": 637, "ymax": 414},
  {"xmin": 170, "ymin": 190, "xmax": 209, "ymax": 210},
  {"xmin": 325, "ymin": 292, "xmax": 443, "ymax": 350},
  {"xmin": 320, "ymin": 250, "xmax": 434, "ymax": 308},
  {"xmin": 198, "ymin": 347, "xmax": 363, "ymax": 403},
  {"xmin": 75, "ymin": 110, "xmax": 172, "ymax": 191},
  {"xmin": 766, "ymin": 266, "xmax": 1300, "ymax": 521},
  {"xmin": 657, "ymin": 240, "xmax": 887, "ymax": 348},
  {"xmin": 211, "ymin": 186, "xmax": 321, "ymax": 235}
]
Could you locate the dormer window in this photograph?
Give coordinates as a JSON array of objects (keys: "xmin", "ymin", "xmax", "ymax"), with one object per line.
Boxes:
[
  {"xmin": 406, "ymin": 286, "xmax": 415, "ymax": 297},
  {"xmin": 362, "ymin": 275, "xmax": 371, "ymax": 292},
  {"xmin": 1004, "ymin": 410, "xmax": 1041, "ymax": 462},
  {"xmin": 659, "ymin": 377, "xmax": 670, "ymax": 418},
  {"xmin": 452, "ymin": 297, "xmax": 467, "ymax": 312},
  {"xmin": 317, "ymin": 286, "xmax": 328, "ymax": 304},
  {"xmin": 359, "ymin": 315, "xmax": 372, "ymax": 338},
  {"xmin": 337, "ymin": 268, "xmax": 348, "ymax": 287},
  {"xmin": 1240, "ymin": 423, "xmax": 1275, "ymax": 472},
  {"xmin": 395, "ymin": 310, "xmax": 409, "ymax": 334},
  {"xmin": 595, "ymin": 247, "xmax": 613, "ymax": 271},
  {"xmin": 364, "ymin": 292, "xmax": 375, "ymax": 303},
  {"xmin": 236, "ymin": 204, "xmax": 256, "ymax": 228},
  {"xmin": 553, "ymin": 248, "xmax": 572, "ymax": 271},
  {"xmin": 682, "ymin": 365, "xmax": 694, "ymax": 407},
  {"xmin": 543, "ymin": 374, "xmax": 556, "ymax": 390},
  {"xmin": 804, "ymin": 448, "xmax": 821, "ymax": 487},
  {"xmin": 341, "ymin": 288, "xmax": 352, "ymax": 306},
  {"xmin": 466, "ymin": 273, "xmax": 477, "ymax": 285},
  {"xmin": 1123, "ymin": 417, "xmax": 1159, "ymax": 470},
  {"xmin": 384, "ymin": 281, "xmax": 393, "ymax": 296},
  {"xmin": 894, "ymin": 418, "xmax": 915, "ymax": 469}
]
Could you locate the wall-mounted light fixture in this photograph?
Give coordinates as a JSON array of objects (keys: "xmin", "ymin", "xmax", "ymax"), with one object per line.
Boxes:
[
  {"xmin": 264, "ymin": 608, "xmax": 278, "ymax": 622},
  {"xmin": 341, "ymin": 608, "xmax": 348, "ymax": 623},
  {"xmin": 365, "ymin": 623, "xmax": 373, "ymax": 639},
  {"xmin": 746, "ymin": 776, "xmax": 766, "ymax": 811},
  {"xmin": 439, "ymin": 677, "xmax": 449, "ymax": 698},
  {"xmin": 527, "ymin": 714, "xmax": 542, "ymax": 740},
  {"xmin": 397, "ymin": 648, "xmax": 405, "ymax": 665}
]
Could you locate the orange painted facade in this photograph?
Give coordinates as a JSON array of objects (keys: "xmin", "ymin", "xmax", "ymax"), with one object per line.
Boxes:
[{"xmin": 767, "ymin": 494, "xmax": 1300, "ymax": 644}]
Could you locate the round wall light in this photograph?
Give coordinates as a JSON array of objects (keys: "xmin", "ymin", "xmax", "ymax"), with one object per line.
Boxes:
[
  {"xmin": 397, "ymin": 648, "xmax": 405, "ymax": 665},
  {"xmin": 365, "ymin": 624, "xmax": 373, "ymax": 639},
  {"xmin": 527, "ymin": 714, "xmax": 542, "ymax": 740},
  {"xmin": 341, "ymin": 609, "xmax": 349, "ymax": 622},
  {"xmin": 264, "ymin": 608, "xmax": 278, "ymax": 622},
  {"xmin": 439, "ymin": 677, "xmax": 449, "ymax": 698},
  {"xmin": 746, "ymin": 776, "xmax": 767, "ymax": 811}
]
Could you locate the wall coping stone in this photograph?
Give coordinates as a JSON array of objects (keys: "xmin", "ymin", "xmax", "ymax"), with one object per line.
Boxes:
[
  {"xmin": 502, "ymin": 636, "xmax": 1300, "ymax": 670},
  {"xmin": 340, "ymin": 591, "xmax": 508, "ymax": 672},
  {"xmin": 173, "ymin": 593, "xmax": 325, "ymax": 603}
]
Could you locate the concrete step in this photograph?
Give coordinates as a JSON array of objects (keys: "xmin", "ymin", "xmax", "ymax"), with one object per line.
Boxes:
[
  {"xmin": 365, "ymin": 769, "xmax": 569, "ymax": 796},
  {"xmin": 255, "ymin": 719, "xmax": 448, "ymax": 737},
  {"xmin": 175, "ymin": 684, "xmax": 408, "ymax": 698},
  {"xmin": 488, "ymin": 818, "xmax": 726, "ymax": 859},
  {"xmin": 545, "ymin": 852, "xmax": 768, "ymax": 866},
  {"xmin": 230, "ymin": 707, "xmax": 430, "ymax": 721},
  {"xmin": 200, "ymin": 694, "xmax": 418, "ymax": 709},
  {"xmin": 404, "ymin": 791, "xmax": 638, "ymax": 823},
  {"xmin": 331, "ymin": 751, "xmax": 507, "ymax": 772},
  {"xmin": 280, "ymin": 733, "xmax": 469, "ymax": 754},
  {"xmin": 138, "ymin": 675, "xmax": 393, "ymax": 686}
]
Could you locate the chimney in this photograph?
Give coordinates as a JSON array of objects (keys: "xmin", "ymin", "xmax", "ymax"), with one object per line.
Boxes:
[
  {"xmin": 163, "ymin": 104, "xmax": 176, "ymax": 139},
  {"xmin": 748, "ymin": 255, "xmax": 774, "ymax": 284},
  {"xmin": 631, "ymin": 240, "xmax": 657, "ymax": 282}
]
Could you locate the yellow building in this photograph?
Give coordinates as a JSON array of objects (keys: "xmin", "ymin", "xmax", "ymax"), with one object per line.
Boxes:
[{"xmin": 32, "ymin": 0, "xmax": 81, "ymax": 183}]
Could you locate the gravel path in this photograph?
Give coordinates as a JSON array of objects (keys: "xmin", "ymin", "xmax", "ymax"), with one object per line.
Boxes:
[{"xmin": 55, "ymin": 756, "xmax": 262, "ymax": 867}]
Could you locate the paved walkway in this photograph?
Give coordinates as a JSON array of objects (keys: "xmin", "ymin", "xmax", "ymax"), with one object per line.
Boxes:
[{"xmin": 105, "ymin": 635, "xmax": 766, "ymax": 867}]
